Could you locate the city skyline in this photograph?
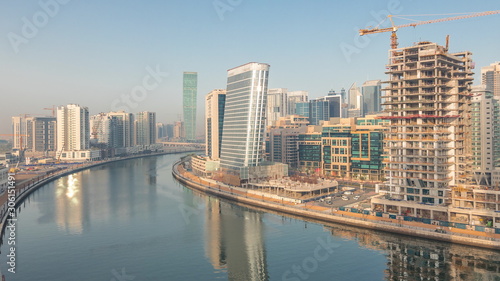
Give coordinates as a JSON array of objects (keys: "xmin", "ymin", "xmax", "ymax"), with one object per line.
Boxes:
[{"xmin": 1, "ymin": 1, "xmax": 499, "ymax": 134}]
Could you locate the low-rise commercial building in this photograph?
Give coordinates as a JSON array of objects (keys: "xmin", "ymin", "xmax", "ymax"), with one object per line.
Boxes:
[{"xmin": 298, "ymin": 115, "xmax": 387, "ymax": 180}]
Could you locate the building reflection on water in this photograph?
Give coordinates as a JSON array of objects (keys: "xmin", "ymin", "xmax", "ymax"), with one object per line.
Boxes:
[
  {"xmin": 323, "ymin": 223, "xmax": 500, "ymax": 280},
  {"xmin": 204, "ymin": 198, "xmax": 269, "ymax": 281},
  {"xmin": 55, "ymin": 174, "xmax": 86, "ymax": 234}
]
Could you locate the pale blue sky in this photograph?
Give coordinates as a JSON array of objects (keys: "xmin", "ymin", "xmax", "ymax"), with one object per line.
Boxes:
[{"xmin": 1, "ymin": 0, "xmax": 499, "ymax": 135}]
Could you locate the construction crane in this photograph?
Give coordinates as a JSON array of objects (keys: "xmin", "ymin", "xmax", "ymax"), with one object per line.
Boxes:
[
  {"xmin": 43, "ymin": 105, "xmax": 57, "ymax": 117},
  {"xmin": 359, "ymin": 11, "xmax": 500, "ymax": 49}
]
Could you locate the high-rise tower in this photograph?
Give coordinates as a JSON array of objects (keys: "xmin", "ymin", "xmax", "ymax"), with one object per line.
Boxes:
[
  {"xmin": 362, "ymin": 80, "xmax": 382, "ymax": 115},
  {"xmin": 205, "ymin": 89, "xmax": 226, "ymax": 160},
  {"xmin": 377, "ymin": 42, "xmax": 473, "ymax": 210},
  {"xmin": 481, "ymin": 62, "xmax": 500, "ymax": 97},
  {"xmin": 220, "ymin": 62, "xmax": 270, "ymax": 172},
  {"xmin": 56, "ymin": 104, "xmax": 90, "ymax": 152},
  {"xmin": 183, "ymin": 72, "xmax": 198, "ymax": 141}
]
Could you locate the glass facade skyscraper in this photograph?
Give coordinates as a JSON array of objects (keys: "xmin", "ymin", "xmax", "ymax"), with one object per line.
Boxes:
[
  {"xmin": 362, "ymin": 80, "xmax": 382, "ymax": 115},
  {"xmin": 295, "ymin": 102, "xmax": 310, "ymax": 118},
  {"xmin": 220, "ymin": 62, "xmax": 270, "ymax": 172},
  {"xmin": 309, "ymin": 99, "xmax": 330, "ymax": 125},
  {"xmin": 183, "ymin": 72, "xmax": 198, "ymax": 141}
]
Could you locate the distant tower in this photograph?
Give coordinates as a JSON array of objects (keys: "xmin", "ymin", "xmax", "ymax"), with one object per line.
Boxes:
[
  {"xmin": 348, "ymin": 82, "xmax": 363, "ymax": 117},
  {"xmin": 266, "ymin": 88, "xmax": 287, "ymax": 127},
  {"xmin": 481, "ymin": 62, "xmax": 500, "ymax": 97},
  {"xmin": 205, "ymin": 89, "xmax": 226, "ymax": 160},
  {"xmin": 362, "ymin": 80, "xmax": 382, "ymax": 115},
  {"xmin": 220, "ymin": 62, "xmax": 270, "ymax": 172},
  {"xmin": 135, "ymin": 111, "xmax": 156, "ymax": 145},
  {"xmin": 470, "ymin": 85, "xmax": 500, "ymax": 186},
  {"xmin": 56, "ymin": 104, "xmax": 90, "ymax": 151},
  {"xmin": 183, "ymin": 72, "xmax": 198, "ymax": 142},
  {"xmin": 286, "ymin": 91, "xmax": 308, "ymax": 115}
]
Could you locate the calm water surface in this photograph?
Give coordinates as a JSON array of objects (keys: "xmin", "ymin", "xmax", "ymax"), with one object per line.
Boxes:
[{"xmin": 1, "ymin": 154, "xmax": 499, "ymax": 281}]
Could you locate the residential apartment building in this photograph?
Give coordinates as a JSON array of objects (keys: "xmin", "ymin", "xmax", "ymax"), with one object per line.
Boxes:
[
  {"xmin": 135, "ymin": 111, "xmax": 156, "ymax": 146},
  {"xmin": 107, "ymin": 111, "xmax": 135, "ymax": 147},
  {"xmin": 56, "ymin": 104, "xmax": 99, "ymax": 161},
  {"xmin": 27, "ymin": 117, "xmax": 57, "ymax": 152},
  {"xmin": 266, "ymin": 88, "xmax": 288, "ymax": 127},
  {"xmin": 470, "ymin": 85, "xmax": 500, "ymax": 186},
  {"xmin": 57, "ymin": 104, "xmax": 90, "ymax": 152},
  {"xmin": 372, "ymin": 41, "xmax": 474, "ymax": 222},
  {"xmin": 481, "ymin": 62, "xmax": 500, "ymax": 97},
  {"xmin": 268, "ymin": 126, "xmax": 307, "ymax": 168}
]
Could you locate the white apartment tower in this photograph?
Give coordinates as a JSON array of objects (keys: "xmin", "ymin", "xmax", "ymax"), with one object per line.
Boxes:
[
  {"xmin": 11, "ymin": 116, "xmax": 25, "ymax": 150},
  {"xmin": 470, "ymin": 85, "xmax": 500, "ymax": 186},
  {"xmin": 56, "ymin": 104, "xmax": 90, "ymax": 152}
]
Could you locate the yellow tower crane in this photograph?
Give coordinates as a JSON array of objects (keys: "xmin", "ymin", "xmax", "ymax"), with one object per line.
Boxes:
[{"xmin": 359, "ymin": 11, "xmax": 500, "ymax": 49}]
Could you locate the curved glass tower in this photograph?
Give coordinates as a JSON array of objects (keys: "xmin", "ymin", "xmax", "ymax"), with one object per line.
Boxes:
[{"xmin": 220, "ymin": 62, "xmax": 270, "ymax": 173}]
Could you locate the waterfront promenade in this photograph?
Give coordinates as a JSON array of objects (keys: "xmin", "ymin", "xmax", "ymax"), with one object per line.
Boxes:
[{"xmin": 172, "ymin": 160, "xmax": 500, "ymax": 250}]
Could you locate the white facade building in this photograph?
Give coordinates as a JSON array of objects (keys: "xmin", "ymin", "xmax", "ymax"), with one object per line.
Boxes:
[
  {"xmin": 471, "ymin": 85, "xmax": 500, "ymax": 186},
  {"xmin": 56, "ymin": 104, "xmax": 90, "ymax": 152}
]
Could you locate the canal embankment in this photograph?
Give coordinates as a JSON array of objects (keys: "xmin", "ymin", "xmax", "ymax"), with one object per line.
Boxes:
[
  {"xmin": 172, "ymin": 160, "xmax": 500, "ymax": 250},
  {"xmin": 0, "ymin": 149, "xmax": 201, "ymax": 232}
]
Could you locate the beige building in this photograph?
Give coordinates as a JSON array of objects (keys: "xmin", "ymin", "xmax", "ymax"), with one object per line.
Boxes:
[
  {"xmin": 481, "ymin": 61, "xmax": 500, "ymax": 97},
  {"xmin": 375, "ymin": 42, "xmax": 473, "ymax": 209},
  {"xmin": 205, "ymin": 89, "xmax": 226, "ymax": 160}
]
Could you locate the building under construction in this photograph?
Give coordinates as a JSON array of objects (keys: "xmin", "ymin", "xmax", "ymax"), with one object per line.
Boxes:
[{"xmin": 372, "ymin": 41, "xmax": 475, "ymax": 222}]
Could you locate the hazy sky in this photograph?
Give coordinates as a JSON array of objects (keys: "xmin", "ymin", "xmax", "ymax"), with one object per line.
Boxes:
[{"xmin": 1, "ymin": 0, "xmax": 499, "ymax": 135}]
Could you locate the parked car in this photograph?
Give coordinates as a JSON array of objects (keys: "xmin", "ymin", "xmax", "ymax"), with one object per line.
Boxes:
[
  {"xmin": 354, "ymin": 195, "xmax": 360, "ymax": 200},
  {"xmin": 342, "ymin": 196, "xmax": 349, "ymax": 201}
]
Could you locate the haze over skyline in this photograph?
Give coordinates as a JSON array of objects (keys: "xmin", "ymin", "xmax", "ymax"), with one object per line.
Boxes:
[{"xmin": 1, "ymin": 0, "xmax": 499, "ymax": 135}]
